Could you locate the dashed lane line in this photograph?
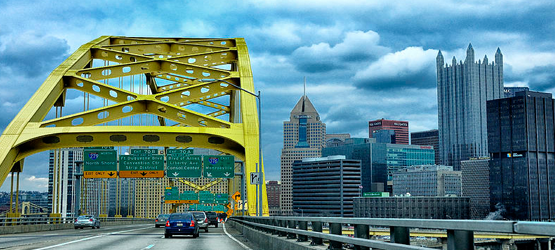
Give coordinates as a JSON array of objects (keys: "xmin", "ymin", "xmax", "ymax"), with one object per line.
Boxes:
[{"xmin": 34, "ymin": 226, "xmax": 153, "ymax": 250}]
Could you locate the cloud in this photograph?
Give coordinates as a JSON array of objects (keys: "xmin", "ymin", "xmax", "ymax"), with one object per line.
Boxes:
[
  {"xmin": 0, "ymin": 32, "xmax": 70, "ymax": 77},
  {"xmin": 353, "ymin": 47, "xmax": 438, "ymax": 90},
  {"xmin": 291, "ymin": 30, "xmax": 390, "ymax": 73}
]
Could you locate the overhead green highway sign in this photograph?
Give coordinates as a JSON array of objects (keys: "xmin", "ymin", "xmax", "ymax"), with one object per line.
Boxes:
[
  {"xmin": 84, "ymin": 149, "xmax": 117, "ymax": 178},
  {"xmin": 199, "ymin": 191, "xmax": 215, "ymax": 204},
  {"xmin": 166, "ymin": 155, "xmax": 202, "ymax": 178},
  {"xmin": 119, "ymin": 154, "xmax": 164, "ymax": 178},
  {"xmin": 214, "ymin": 193, "xmax": 229, "ymax": 204},
  {"xmin": 203, "ymin": 155, "xmax": 235, "ymax": 178},
  {"xmin": 166, "ymin": 148, "xmax": 194, "ymax": 155}
]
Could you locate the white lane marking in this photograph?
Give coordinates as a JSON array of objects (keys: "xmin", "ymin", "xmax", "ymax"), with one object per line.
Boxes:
[
  {"xmin": 34, "ymin": 226, "xmax": 152, "ymax": 250},
  {"xmin": 142, "ymin": 244, "xmax": 155, "ymax": 249},
  {"xmin": 223, "ymin": 223, "xmax": 252, "ymax": 250}
]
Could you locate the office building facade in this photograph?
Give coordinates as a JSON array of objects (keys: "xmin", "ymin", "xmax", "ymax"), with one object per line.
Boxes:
[
  {"xmin": 48, "ymin": 148, "xmax": 83, "ymax": 217},
  {"xmin": 292, "ymin": 156, "xmax": 361, "ymax": 217},
  {"xmin": 461, "ymin": 158, "xmax": 491, "ymax": 219},
  {"xmin": 266, "ymin": 181, "xmax": 281, "ymax": 215},
  {"xmin": 322, "ymin": 139, "xmax": 435, "ymax": 193},
  {"xmin": 354, "ymin": 196, "xmax": 470, "ymax": 219},
  {"xmin": 411, "ymin": 129, "xmax": 440, "ymax": 164},
  {"xmin": 392, "ymin": 165, "xmax": 462, "ymax": 197},
  {"xmin": 437, "ymin": 44, "xmax": 504, "ymax": 170},
  {"xmin": 280, "ymin": 95, "xmax": 326, "ymax": 214},
  {"xmin": 369, "ymin": 119, "xmax": 409, "ymax": 144},
  {"xmin": 487, "ymin": 90, "xmax": 555, "ymax": 221},
  {"xmin": 373, "ymin": 129, "xmax": 396, "ymax": 144},
  {"xmin": 504, "ymin": 87, "xmax": 530, "ymax": 98}
]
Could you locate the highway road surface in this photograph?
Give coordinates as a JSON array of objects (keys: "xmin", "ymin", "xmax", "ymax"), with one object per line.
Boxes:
[{"xmin": 0, "ymin": 223, "xmax": 255, "ymax": 250}]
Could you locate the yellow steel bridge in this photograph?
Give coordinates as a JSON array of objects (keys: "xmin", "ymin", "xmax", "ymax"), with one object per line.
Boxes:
[{"xmin": 0, "ymin": 36, "xmax": 268, "ymax": 216}]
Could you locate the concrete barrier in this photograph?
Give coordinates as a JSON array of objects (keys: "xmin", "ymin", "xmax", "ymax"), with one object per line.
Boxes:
[
  {"xmin": 0, "ymin": 220, "xmax": 152, "ymax": 235},
  {"xmin": 227, "ymin": 220, "xmax": 327, "ymax": 250}
]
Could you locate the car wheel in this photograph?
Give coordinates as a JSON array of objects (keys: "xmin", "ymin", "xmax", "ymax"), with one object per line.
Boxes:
[
  {"xmin": 215, "ymin": 223, "xmax": 218, "ymax": 228},
  {"xmin": 165, "ymin": 233, "xmax": 171, "ymax": 238},
  {"xmin": 155, "ymin": 225, "xmax": 159, "ymax": 228},
  {"xmin": 193, "ymin": 232, "xmax": 199, "ymax": 238},
  {"xmin": 74, "ymin": 227, "xmax": 78, "ymax": 229},
  {"xmin": 204, "ymin": 227, "xmax": 208, "ymax": 233}
]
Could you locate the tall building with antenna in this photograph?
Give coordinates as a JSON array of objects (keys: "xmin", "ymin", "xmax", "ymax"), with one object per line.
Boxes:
[
  {"xmin": 436, "ymin": 44, "xmax": 504, "ymax": 170},
  {"xmin": 280, "ymin": 80, "xmax": 326, "ymax": 215}
]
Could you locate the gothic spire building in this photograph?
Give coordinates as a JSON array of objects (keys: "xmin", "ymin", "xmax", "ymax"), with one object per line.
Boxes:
[
  {"xmin": 437, "ymin": 44, "xmax": 504, "ymax": 170},
  {"xmin": 280, "ymin": 94, "xmax": 326, "ymax": 214}
]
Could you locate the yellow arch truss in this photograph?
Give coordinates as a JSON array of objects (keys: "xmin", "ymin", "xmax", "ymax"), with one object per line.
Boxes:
[{"xmin": 0, "ymin": 36, "xmax": 268, "ymax": 216}]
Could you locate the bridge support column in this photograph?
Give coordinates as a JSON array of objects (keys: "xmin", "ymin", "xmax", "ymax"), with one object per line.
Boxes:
[
  {"xmin": 310, "ymin": 221, "xmax": 323, "ymax": 245},
  {"xmin": 390, "ymin": 226, "xmax": 410, "ymax": 245},
  {"xmin": 354, "ymin": 224, "xmax": 370, "ymax": 250},
  {"xmin": 297, "ymin": 221, "xmax": 308, "ymax": 242},
  {"xmin": 329, "ymin": 222, "xmax": 342, "ymax": 250},
  {"xmin": 447, "ymin": 230, "xmax": 473, "ymax": 250},
  {"xmin": 287, "ymin": 220, "xmax": 296, "ymax": 239}
]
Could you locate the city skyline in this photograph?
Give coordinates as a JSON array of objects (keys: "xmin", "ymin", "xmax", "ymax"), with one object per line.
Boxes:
[{"xmin": 2, "ymin": 1, "xmax": 555, "ymax": 190}]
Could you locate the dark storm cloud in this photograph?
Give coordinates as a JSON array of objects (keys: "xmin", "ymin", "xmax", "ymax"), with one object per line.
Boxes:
[
  {"xmin": 525, "ymin": 65, "xmax": 555, "ymax": 91},
  {"xmin": 290, "ymin": 30, "xmax": 390, "ymax": 73},
  {"xmin": 0, "ymin": 33, "xmax": 70, "ymax": 77}
]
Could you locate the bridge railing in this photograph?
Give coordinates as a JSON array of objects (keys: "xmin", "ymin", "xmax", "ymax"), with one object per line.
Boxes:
[
  {"xmin": 0, "ymin": 216, "xmax": 152, "ymax": 226},
  {"xmin": 231, "ymin": 216, "xmax": 555, "ymax": 250}
]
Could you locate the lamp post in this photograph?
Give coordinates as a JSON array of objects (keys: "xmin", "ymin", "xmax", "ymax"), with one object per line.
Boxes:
[{"xmin": 200, "ymin": 79, "xmax": 263, "ymax": 216}]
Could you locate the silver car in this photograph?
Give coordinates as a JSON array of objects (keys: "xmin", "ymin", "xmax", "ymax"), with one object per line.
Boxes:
[
  {"xmin": 74, "ymin": 215, "xmax": 100, "ymax": 229},
  {"xmin": 190, "ymin": 211, "xmax": 209, "ymax": 232},
  {"xmin": 155, "ymin": 214, "xmax": 169, "ymax": 228}
]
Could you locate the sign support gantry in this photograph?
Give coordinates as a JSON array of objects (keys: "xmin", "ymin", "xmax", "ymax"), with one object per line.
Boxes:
[{"xmin": 0, "ymin": 36, "xmax": 268, "ymax": 216}]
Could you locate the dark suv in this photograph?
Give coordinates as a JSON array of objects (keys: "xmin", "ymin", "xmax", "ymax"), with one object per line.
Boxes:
[{"xmin": 205, "ymin": 211, "xmax": 218, "ymax": 228}]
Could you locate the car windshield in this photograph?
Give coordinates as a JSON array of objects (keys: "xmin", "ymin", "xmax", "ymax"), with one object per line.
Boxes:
[
  {"xmin": 169, "ymin": 213, "xmax": 192, "ymax": 220},
  {"xmin": 192, "ymin": 212, "xmax": 205, "ymax": 219}
]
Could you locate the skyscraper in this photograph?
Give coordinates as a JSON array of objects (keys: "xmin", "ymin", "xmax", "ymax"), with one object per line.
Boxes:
[
  {"xmin": 437, "ymin": 44, "xmax": 504, "ymax": 170},
  {"xmin": 487, "ymin": 90, "xmax": 555, "ymax": 221},
  {"xmin": 48, "ymin": 148, "xmax": 82, "ymax": 217},
  {"xmin": 368, "ymin": 119, "xmax": 409, "ymax": 144},
  {"xmin": 280, "ymin": 95, "xmax": 326, "ymax": 214},
  {"xmin": 411, "ymin": 129, "xmax": 440, "ymax": 164}
]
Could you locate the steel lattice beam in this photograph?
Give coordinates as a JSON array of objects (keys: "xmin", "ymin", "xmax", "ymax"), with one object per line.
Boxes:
[{"xmin": 0, "ymin": 36, "xmax": 268, "ymax": 216}]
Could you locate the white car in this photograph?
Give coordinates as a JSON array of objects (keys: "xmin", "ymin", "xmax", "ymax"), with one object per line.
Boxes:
[{"xmin": 74, "ymin": 215, "xmax": 100, "ymax": 229}]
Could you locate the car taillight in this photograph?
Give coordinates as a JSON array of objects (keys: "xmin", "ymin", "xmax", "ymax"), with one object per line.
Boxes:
[
  {"xmin": 190, "ymin": 220, "xmax": 195, "ymax": 227},
  {"xmin": 166, "ymin": 220, "xmax": 170, "ymax": 227},
  {"xmin": 155, "ymin": 219, "xmax": 158, "ymax": 222},
  {"xmin": 89, "ymin": 219, "xmax": 93, "ymax": 222},
  {"xmin": 204, "ymin": 218, "xmax": 208, "ymax": 223},
  {"xmin": 74, "ymin": 219, "xmax": 77, "ymax": 222}
]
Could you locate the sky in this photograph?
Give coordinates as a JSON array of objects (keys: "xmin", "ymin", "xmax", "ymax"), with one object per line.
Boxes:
[{"xmin": 1, "ymin": 0, "xmax": 555, "ymax": 191}]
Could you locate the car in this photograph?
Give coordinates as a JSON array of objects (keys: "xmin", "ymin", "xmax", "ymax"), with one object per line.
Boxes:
[
  {"xmin": 165, "ymin": 212, "xmax": 199, "ymax": 238},
  {"xmin": 74, "ymin": 215, "xmax": 100, "ymax": 229},
  {"xmin": 155, "ymin": 214, "xmax": 169, "ymax": 228},
  {"xmin": 204, "ymin": 211, "xmax": 218, "ymax": 228},
  {"xmin": 190, "ymin": 211, "xmax": 209, "ymax": 232}
]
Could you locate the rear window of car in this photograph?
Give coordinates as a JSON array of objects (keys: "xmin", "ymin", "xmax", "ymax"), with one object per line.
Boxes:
[
  {"xmin": 192, "ymin": 212, "xmax": 205, "ymax": 218},
  {"xmin": 206, "ymin": 213, "xmax": 217, "ymax": 218},
  {"xmin": 169, "ymin": 213, "xmax": 192, "ymax": 220},
  {"xmin": 78, "ymin": 216, "xmax": 92, "ymax": 219}
]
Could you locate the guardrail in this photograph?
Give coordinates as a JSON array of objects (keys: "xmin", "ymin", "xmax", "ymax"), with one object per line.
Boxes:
[
  {"xmin": 0, "ymin": 216, "xmax": 152, "ymax": 226},
  {"xmin": 231, "ymin": 216, "xmax": 555, "ymax": 250}
]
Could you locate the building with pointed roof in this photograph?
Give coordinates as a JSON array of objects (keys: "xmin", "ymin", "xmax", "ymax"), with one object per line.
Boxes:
[
  {"xmin": 436, "ymin": 44, "xmax": 504, "ymax": 170},
  {"xmin": 280, "ymin": 95, "xmax": 326, "ymax": 214}
]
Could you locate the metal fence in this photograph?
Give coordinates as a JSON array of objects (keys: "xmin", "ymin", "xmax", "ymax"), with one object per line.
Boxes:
[
  {"xmin": 231, "ymin": 216, "xmax": 555, "ymax": 250},
  {"xmin": 0, "ymin": 216, "xmax": 152, "ymax": 226}
]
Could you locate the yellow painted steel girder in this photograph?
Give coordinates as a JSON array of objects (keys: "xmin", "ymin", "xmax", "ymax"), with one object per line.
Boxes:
[{"xmin": 0, "ymin": 36, "xmax": 268, "ymax": 216}]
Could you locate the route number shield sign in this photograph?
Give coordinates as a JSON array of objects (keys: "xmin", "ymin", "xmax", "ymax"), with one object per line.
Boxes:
[
  {"xmin": 203, "ymin": 155, "xmax": 234, "ymax": 178},
  {"xmin": 83, "ymin": 149, "xmax": 117, "ymax": 178}
]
